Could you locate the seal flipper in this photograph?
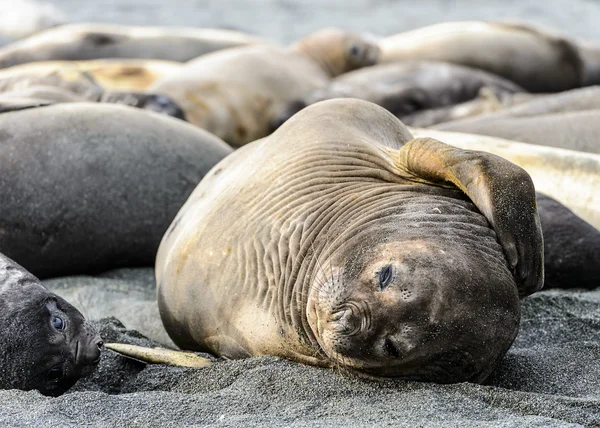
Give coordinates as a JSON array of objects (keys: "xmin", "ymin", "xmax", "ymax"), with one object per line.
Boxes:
[
  {"xmin": 105, "ymin": 343, "xmax": 212, "ymax": 368},
  {"xmin": 392, "ymin": 137, "xmax": 544, "ymax": 297}
]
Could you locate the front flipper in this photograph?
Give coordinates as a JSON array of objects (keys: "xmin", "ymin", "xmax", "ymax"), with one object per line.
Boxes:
[{"xmin": 393, "ymin": 137, "xmax": 544, "ymax": 297}]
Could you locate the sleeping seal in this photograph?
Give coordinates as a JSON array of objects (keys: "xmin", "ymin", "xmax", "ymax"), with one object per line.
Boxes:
[
  {"xmin": 273, "ymin": 61, "xmax": 525, "ymax": 128},
  {"xmin": 0, "ymin": 103, "xmax": 231, "ymax": 278},
  {"xmin": 379, "ymin": 21, "xmax": 599, "ymax": 92},
  {"xmin": 0, "ymin": 23, "xmax": 269, "ymax": 68},
  {"xmin": 0, "ymin": 59, "xmax": 183, "ymax": 91},
  {"xmin": 150, "ymin": 28, "xmax": 380, "ymax": 147},
  {"xmin": 0, "ymin": 74, "xmax": 186, "ymax": 118},
  {"xmin": 432, "ymin": 87, "xmax": 600, "ymax": 154},
  {"xmin": 0, "ymin": 252, "xmax": 102, "ymax": 396},
  {"xmin": 155, "ymin": 98, "xmax": 542, "ymax": 383}
]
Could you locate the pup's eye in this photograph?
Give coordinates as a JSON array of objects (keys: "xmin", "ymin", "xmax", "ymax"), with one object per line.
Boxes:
[
  {"xmin": 51, "ymin": 316, "xmax": 65, "ymax": 330},
  {"xmin": 46, "ymin": 366, "xmax": 63, "ymax": 382},
  {"xmin": 378, "ymin": 265, "xmax": 393, "ymax": 290}
]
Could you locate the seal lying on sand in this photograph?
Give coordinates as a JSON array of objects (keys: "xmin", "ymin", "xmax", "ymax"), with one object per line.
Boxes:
[
  {"xmin": 0, "ymin": 74, "xmax": 186, "ymax": 118},
  {"xmin": 0, "ymin": 103, "xmax": 231, "ymax": 278},
  {"xmin": 273, "ymin": 61, "xmax": 525, "ymax": 128},
  {"xmin": 379, "ymin": 21, "xmax": 600, "ymax": 92},
  {"xmin": 432, "ymin": 87, "xmax": 600, "ymax": 154},
  {"xmin": 0, "ymin": 252, "xmax": 102, "ymax": 396},
  {"xmin": 0, "ymin": 59, "xmax": 183, "ymax": 91},
  {"xmin": 150, "ymin": 28, "xmax": 380, "ymax": 147},
  {"xmin": 0, "ymin": 23, "xmax": 269, "ymax": 68},
  {"xmin": 155, "ymin": 99, "xmax": 542, "ymax": 383}
]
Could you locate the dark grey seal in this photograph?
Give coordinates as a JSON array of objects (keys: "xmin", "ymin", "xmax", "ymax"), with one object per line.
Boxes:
[{"xmin": 0, "ymin": 103, "xmax": 232, "ymax": 278}]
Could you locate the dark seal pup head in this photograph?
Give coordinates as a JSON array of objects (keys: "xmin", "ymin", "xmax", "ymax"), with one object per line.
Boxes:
[
  {"xmin": 100, "ymin": 92, "xmax": 187, "ymax": 121},
  {"xmin": 0, "ymin": 253, "xmax": 102, "ymax": 396}
]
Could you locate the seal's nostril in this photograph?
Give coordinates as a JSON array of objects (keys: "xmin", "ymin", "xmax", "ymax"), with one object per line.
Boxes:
[{"xmin": 97, "ymin": 340, "xmax": 104, "ymax": 350}]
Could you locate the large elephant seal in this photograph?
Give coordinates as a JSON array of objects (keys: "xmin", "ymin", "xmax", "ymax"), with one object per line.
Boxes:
[
  {"xmin": 0, "ymin": 74, "xmax": 186, "ymax": 118},
  {"xmin": 431, "ymin": 87, "xmax": 600, "ymax": 154},
  {"xmin": 0, "ymin": 252, "xmax": 102, "ymax": 396},
  {"xmin": 379, "ymin": 21, "xmax": 598, "ymax": 92},
  {"xmin": 0, "ymin": 59, "xmax": 183, "ymax": 91},
  {"xmin": 156, "ymin": 99, "xmax": 543, "ymax": 383},
  {"xmin": 274, "ymin": 61, "xmax": 524, "ymax": 128},
  {"xmin": 150, "ymin": 28, "xmax": 380, "ymax": 147},
  {"xmin": 0, "ymin": 23, "xmax": 269, "ymax": 68},
  {"xmin": 0, "ymin": 103, "xmax": 232, "ymax": 278}
]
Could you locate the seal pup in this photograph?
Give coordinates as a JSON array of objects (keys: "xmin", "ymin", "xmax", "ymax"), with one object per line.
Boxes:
[
  {"xmin": 0, "ymin": 252, "xmax": 102, "ymax": 396},
  {"xmin": 0, "ymin": 23, "xmax": 270, "ymax": 68},
  {"xmin": 0, "ymin": 59, "xmax": 183, "ymax": 91},
  {"xmin": 273, "ymin": 61, "xmax": 525, "ymax": 128},
  {"xmin": 0, "ymin": 74, "xmax": 186, "ymax": 119},
  {"xmin": 0, "ymin": 103, "xmax": 231, "ymax": 278},
  {"xmin": 155, "ymin": 98, "xmax": 543, "ymax": 383},
  {"xmin": 431, "ymin": 87, "xmax": 600, "ymax": 154},
  {"xmin": 150, "ymin": 28, "xmax": 380, "ymax": 147},
  {"xmin": 379, "ymin": 21, "xmax": 596, "ymax": 92}
]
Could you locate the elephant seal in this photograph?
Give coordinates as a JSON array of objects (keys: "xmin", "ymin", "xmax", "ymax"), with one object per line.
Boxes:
[
  {"xmin": 403, "ymin": 89, "xmax": 538, "ymax": 128},
  {"xmin": 274, "ymin": 61, "xmax": 524, "ymax": 128},
  {"xmin": 379, "ymin": 21, "xmax": 597, "ymax": 92},
  {"xmin": 432, "ymin": 87, "xmax": 600, "ymax": 154},
  {"xmin": 0, "ymin": 59, "xmax": 183, "ymax": 91},
  {"xmin": 0, "ymin": 252, "xmax": 102, "ymax": 396},
  {"xmin": 535, "ymin": 193, "xmax": 600, "ymax": 290},
  {"xmin": 0, "ymin": 23, "xmax": 269, "ymax": 68},
  {"xmin": 150, "ymin": 28, "xmax": 380, "ymax": 147},
  {"xmin": 156, "ymin": 98, "xmax": 543, "ymax": 383},
  {"xmin": 0, "ymin": 74, "xmax": 186, "ymax": 118},
  {"xmin": 0, "ymin": 103, "xmax": 232, "ymax": 278}
]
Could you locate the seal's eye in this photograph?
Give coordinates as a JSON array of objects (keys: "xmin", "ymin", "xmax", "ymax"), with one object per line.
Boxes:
[
  {"xmin": 51, "ymin": 315, "xmax": 65, "ymax": 330},
  {"xmin": 378, "ymin": 265, "xmax": 393, "ymax": 290},
  {"xmin": 349, "ymin": 44, "xmax": 361, "ymax": 57},
  {"xmin": 46, "ymin": 366, "xmax": 63, "ymax": 382}
]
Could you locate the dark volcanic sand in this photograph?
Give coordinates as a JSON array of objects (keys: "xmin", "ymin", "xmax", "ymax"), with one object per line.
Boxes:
[{"xmin": 0, "ymin": 268, "xmax": 596, "ymax": 427}]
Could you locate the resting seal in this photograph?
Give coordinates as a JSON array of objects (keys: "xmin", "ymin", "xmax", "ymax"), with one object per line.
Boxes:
[
  {"xmin": 0, "ymin": 103, "xmax": 231, "ymax": 277},
  {"xmin": 0, "ymin": 74, "xmax": 187, "ymax": 118},
  {"xmin": 379, "ymin": 21, "xmax": 597, "ymax": 92},
  {"xmin": 274, "ymin": 61, "xmax": 524, "ymax": 128},
  {"xmin": 0, "ymin": 23, "xmax": 269, "ymax": 68},
  {"xmin": 0, "ymin": 252, "xmax": 101, "ymax": 396},
  {"xmin": 432, "ymin": 87, "xmax": 600, "ymax": 154},
  {"xmin": 156, "ymin": 99, "xmax": 542, "ymax": 383},
  {"xmin": 150, "ymin": 28, "xmax": 379, "ymax": 147},
  {"xmin": 0, "ymin": 59, "xmax": 183, "ymax": 91}
]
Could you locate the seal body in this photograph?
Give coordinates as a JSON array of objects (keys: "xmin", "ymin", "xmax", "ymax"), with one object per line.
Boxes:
[
  {"xmin": 0, "ymin": 23, "xmax": 269, "ymax": 68},
  {"xmin": 150, "ymin": 28, "xmax": 379, "ymax": 147},
  {"xmin": 379, "ymin": 21, "xmax": 587, "ymax": 92},
  {"xmin": 0, "ymin": 252, "xmax": 101, "ymax": 396},
  {"xmin": 274, "ymin": 61, "xmax": 524, "ymax": 127},
  {"xmin": 0, "ymin": 103, "xmax": 232, "ymax": 278},
  {"xmin": 433, "ymin": 87, "xmax": 600, "ymax": 154},
  {"xmin": 0, "ymin": 59, "xmax": 183, "ymax": 91},
  {"xmin": 0, "ymin": 74, "xmax": 187, "ymax": 118},
  {"xmin": 157, "ymin": 99, "xmax": 543, "ymax": 383}
]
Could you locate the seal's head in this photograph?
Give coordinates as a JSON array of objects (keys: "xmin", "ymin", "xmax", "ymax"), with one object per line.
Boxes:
[
  {"xmin": 0, "ymin": 254, "xmax": 102, "ymax": 396},
  {"xmin": 307, "ymin": 222, "xmax": 520, "ymax": 383},
  {"xmin": 101, "ymin": 91, "xmax": 187, "ymax": 121},
  {"xmin": 292, "ymin": 27, "xmax": 380, "ymax": 77}
]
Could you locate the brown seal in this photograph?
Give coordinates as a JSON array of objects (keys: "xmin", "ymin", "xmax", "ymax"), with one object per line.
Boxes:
[
  {"xmin": 155, "ymin": 98, "xmax": 543, "ymax": 383},
  {"xmin": 150, "ymin": 28, "xmax": 380, "ymax": 147}
]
